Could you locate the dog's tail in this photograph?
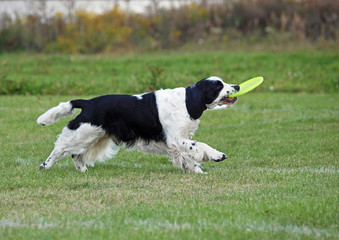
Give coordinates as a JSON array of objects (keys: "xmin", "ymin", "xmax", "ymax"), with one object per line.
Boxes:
[{"xmin": 37, "ymin": 99, "xmax": 87, "ymax": 126}]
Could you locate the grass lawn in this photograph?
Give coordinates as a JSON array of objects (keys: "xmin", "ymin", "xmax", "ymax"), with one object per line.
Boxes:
[
  {"xmin": 0, "ymin": 50, "xmax": 338, "ymax": 239},
  {"xmin": 0, "ymin": 93, "xmax": 338, "ymax": 239},
  {"xmin": 0, "ymin": 49, "xmax": 338, "ymax": 95}
]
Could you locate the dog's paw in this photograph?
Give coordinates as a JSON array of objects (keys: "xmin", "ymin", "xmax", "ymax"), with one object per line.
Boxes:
[
  {"xmin": 39, "ymin": 161, "xmax": 49, "ymax": 170},
  {"xmin": 75, "ymin": 165, "xmax": 88, "ymax": 172},
  {"xmin": 212, "ymin": 153, "xmax": 227, "ymax": 162},
  {"xmin": 39, "ymin": 158, "xmax": 55, "ymax": 170},
  {"xmin": 205, "ymin": 148, "xmax": 227, "ymax": 162},
  {"xmin": 192, "ymin": 163, "xmax": 206, "ymax": 174}
]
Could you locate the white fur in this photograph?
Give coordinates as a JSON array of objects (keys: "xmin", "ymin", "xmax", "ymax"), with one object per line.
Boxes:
[
  {"xmin": 133, "ymin": 140, "xmax": 169, "ymax": 156},
  {"xmin": 82, "ymin": 136, "xmax": 119, "ymax": 166},
  {"xmin": 211, "ymin": 105, "xmax": 232, "ymax": 110},
  {"xmin": 37, "ymin": 101, "xmax": 75, "ymax": 126}
]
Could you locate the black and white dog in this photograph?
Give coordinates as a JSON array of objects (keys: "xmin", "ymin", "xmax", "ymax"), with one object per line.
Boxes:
[{"xmin": 37, "ymin": 76, "xmax": 239, "ymax": 173}]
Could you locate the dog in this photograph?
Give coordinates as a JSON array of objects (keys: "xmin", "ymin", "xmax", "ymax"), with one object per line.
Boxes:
[{"xmin": 37, "ymin": 76, "xmax": 239, "ymax": 173}]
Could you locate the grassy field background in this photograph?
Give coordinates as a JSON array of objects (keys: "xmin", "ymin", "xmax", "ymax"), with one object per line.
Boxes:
[
  {"xmin": 0, "ymin": 49, "xmax": 338, "ymax": 239},
  {"xmin": 1, "ymin": 49, "xmax": 338, "ymax": 95}
]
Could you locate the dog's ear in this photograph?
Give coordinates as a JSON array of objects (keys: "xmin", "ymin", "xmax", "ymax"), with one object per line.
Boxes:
[
  {"xmin": 185, "ymin": 84, "xmax": 206, "ymax": 120},
  {"xmin": 196, "ymin": 79, "xmax": 224, "ymax": 104}
]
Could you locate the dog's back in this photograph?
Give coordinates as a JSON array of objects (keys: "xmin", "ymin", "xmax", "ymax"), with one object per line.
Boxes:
[
  {"xmin": 69, "ymin": 94, "xmax": 165, "ymax": 146},
  {"xmin": 38, "ymin": 93, "xmax": 166, "ymax": 146}
]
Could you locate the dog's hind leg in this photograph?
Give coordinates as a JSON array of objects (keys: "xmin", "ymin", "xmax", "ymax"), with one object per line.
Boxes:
[
  {"xmin": 72, "ymin": 154, "xmax": 88, "ymax": 172},
  {"xmin": 40, "ymin": 146, "xmax": 71, "ymax": 170},
  {"xmin": 40, "ymin": 123, "xmax": 106, "ymax": 171},
  {"xmin": 39, "ymin": 127, "xmax": 76, "ymax": 170}
]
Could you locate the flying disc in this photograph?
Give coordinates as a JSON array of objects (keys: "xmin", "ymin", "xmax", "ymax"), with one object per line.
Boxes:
[{"xmin": 228, "ymin": 76, "xmax": 264, "ymax": 97}]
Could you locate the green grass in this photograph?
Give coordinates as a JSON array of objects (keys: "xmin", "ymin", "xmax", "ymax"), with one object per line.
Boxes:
[
  {"xmin": 0, "ymin": 50, "xmax": 338, "ymax": 239},
  {"xmin": 0, "ymin": 49, "xmax": 338, "ymax": 95},
  {"xmin": 0, "ymin": 93, "xmax": 338, "ymax": 239}
]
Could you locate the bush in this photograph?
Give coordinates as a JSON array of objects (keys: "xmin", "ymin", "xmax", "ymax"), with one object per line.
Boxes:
[{"xmin": 0, "ymin": 0, "xmax": 338, "ymax": 53}]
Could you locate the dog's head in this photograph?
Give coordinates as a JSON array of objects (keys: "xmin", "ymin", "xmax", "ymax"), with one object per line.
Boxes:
[
  {"xmin": 185, "ymin": 76, "xmax": 239, "ymax": 119},
  {"xmin": 196, "ymin": 76, "xmax": 239, "ymax": 108}
]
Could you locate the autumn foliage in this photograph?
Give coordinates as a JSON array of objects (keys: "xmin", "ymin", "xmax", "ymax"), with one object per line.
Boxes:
[{"xmin": 0, "ymin": 0, "xmax": 338, "ymax": 53}]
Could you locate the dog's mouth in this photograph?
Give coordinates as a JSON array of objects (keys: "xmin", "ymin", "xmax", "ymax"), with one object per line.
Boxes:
[{"xmin": 218, "ymin": 96, "xmax": 238, "ymax": 105}]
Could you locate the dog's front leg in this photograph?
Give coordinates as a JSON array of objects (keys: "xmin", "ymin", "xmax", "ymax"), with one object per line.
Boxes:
[
  {"xmin": 179, "ymin": 139, "xmax": 227, "ymax": 163},
  {"xmin": 168, "ymin": 138, "xmax": 226, "ymax": 173},
  {"xmin": 170, "ymin": 150, "xmax": 205, "ymax": 174},
  {"xmin": 195, "ymin": 142, "xmax": 227, "ymax": 162}
]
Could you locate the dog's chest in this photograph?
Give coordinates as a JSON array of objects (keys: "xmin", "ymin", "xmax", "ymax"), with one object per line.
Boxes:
[
  {"xmin": 155, "ymin": 88, "xmax": 200, "ymax": 139},
  {"xmin": 182, "ymin": 119, "xmax": 200, "ymax": 139}
]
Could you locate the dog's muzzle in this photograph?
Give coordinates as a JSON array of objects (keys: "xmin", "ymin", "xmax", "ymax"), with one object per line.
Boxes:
[{"xmin": 218, "ymin": 96, "xmax": 238, "ymax": 105}]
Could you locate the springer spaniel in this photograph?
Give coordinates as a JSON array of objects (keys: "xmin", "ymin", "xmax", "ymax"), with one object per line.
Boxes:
[{"xmin": 37, "ymin": 76, "xmax": 239, "ymax": 173}]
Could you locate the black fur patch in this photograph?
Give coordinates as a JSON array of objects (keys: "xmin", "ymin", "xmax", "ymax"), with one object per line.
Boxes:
[
  {"xmin": 196, "ymin": 79, "xmax": 224, "ymax": 104},
  {"xmin": 68, "ymin": 93, "xmax": 165, "ymax": 147},
  {"xmin": 185, "ymin": 79, "xmax": 223, "ymax": 120}
]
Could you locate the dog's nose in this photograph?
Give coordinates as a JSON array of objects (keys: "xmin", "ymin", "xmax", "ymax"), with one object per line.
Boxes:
[{"xmin": 233, "ymin": 85, "xmax": 240, "ymax": 91}]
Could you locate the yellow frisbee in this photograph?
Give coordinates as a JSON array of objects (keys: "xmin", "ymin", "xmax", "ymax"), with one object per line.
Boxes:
[{"xmin": 228, "ymin": 76, "xmax": 264, "ymax": 97}]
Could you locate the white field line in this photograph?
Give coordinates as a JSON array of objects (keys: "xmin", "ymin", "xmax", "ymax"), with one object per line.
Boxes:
[
  {"xmin": 14, "ymin": 157, "xmax": 338, "ymax": 174},
  {"xmin": 14, "ymin": 157, "xmax": 172, "ymax": 169},
  {"xmin": 0, "ymin": 219, "xmax": 56, "ymax": 229},
  {"xmin": 15, "ymin": 157, "xmax": 33, "ymax": 166},
  {"xmin": 14, "ymin": 157, "xmax": 72, "ymax": 167},
  {"xmin": 125, "ymin": 219, "xmax": 338, "ymax": 238},
  {"xmin": 234, "ymin": 220, "xmax": 337, "ymax": 238},
  {"xmin": 1, "ymin": 218, "xmax": 338, "ymax": 238},
  {"xmin": 249, "ymin": 167, "xmax": 339, "ymax": 174}
]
